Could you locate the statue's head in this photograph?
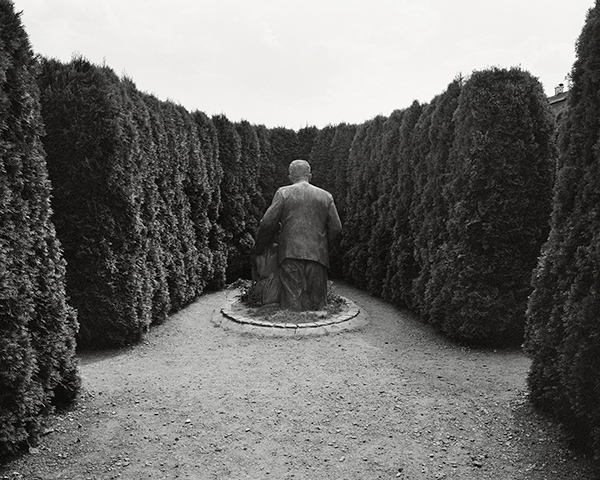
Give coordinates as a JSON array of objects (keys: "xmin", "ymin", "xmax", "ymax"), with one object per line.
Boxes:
[{"xmin": 289, "ymin": 159, "xmax": 312, "ymax": 183}]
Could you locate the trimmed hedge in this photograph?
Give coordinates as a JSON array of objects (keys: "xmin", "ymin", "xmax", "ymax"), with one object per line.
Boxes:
[
  {"xmin": 412, "ymin": 79, "xmax": 462, "ymax": 321},
  {"xmin": 38, "ymin": 58, "xmax": 154, "ymax": 348},
  {"xmin": 525, "ymin": 0, "xmax": 600, "ymax": 457},
  {"xmin": 382, "ymin": 101, "xmax": 424, "ymax": 307},
  {"xmin": 0, "ymin": 1, "xmax": 79, "ymax": 460},
  {"xmin": 308, "ymin": 123, "xmax": 356, "ymax": 278},
  {"xmin": 35, "ymin": 55, "xmax": 321, "ymax": 347},
  {"xmin": 341, "ymin": 115, "xmax": 388, "ymax": 290},
  {"xmin": 426, "ymin": 68, "xmax": 555, "ymax": 342},
  {"xmin": 37, "ymin": 57, "xmax": 226, "ymax": 348},
  {"xmin": 311, "ymin": 68, "xmax": 554, "ymax": 345}
]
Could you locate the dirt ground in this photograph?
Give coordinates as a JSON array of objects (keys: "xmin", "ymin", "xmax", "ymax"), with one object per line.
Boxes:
[{"xmin": 1, "ymin": 282, "xmax": 598, "ymax": 480}]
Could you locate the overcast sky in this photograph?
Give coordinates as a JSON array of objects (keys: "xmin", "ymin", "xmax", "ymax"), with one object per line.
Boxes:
[{"xmin": 14, "ymin": 0, "xmax": 594, "ymax": 129}]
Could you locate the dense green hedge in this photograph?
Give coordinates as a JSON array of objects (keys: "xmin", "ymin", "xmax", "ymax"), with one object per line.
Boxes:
[
  {"xmin": 426, "ymin": 68, "xmax": 555, "ymax": 342},
  {"xmin": 5, "ymin": 0, "xmax": 594, "ymax": 462},
  {"xmin": 381, "ymin": 102, "xmax": 424, "ymax": 307},
  {"xmin": 411, "ymin": 80, "xmax": 462, "ymax": 321},
  {"xmin": 37, "ymin": 58, "xmax": 226, "ymax": 348},
  {"xmin": 308, "ymin": 124, "xmax": 356, "ymax": 278},
  {"xmin": 33, "ymin": 49, "xmax": 323, "ymax": 349},
  {"xmin": 33, "ymin": 59, "xmax": 555, "ymax": 349},
  {"xmin": 525, "ymin": 0, "xmax": 600, "ymax": 457},
  {"xmin": 310, "ymin": 68, "xmax": 555, "ymax": 344},
  {"xmin": 0, "ymin": 1, "xmax": 79, "ymax": 460}
]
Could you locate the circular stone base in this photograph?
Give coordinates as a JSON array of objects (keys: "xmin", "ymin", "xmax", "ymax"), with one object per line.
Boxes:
[{"xmin": 217, "ymin": 291, "xmax": 368, "ymax": 337}]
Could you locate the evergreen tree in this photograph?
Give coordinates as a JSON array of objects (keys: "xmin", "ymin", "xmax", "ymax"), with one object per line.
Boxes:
[
  {"xmin": 328, "ymin": 123, "xmax": 358, "ymax": 221},
  {"xmin": 382, "ymin": 102, "xmax": 423, "ymax": 307},
  {"xmin": 323, "ymin": 123, "xmax": 357, "ymax": 277},
  {"xmin": 407, "ymin": 99, "xmax": 438, "ymax": 315},
  {"xmin": 233, "ymin": 120, "xmax": 263, "ymax": 279},
  {"xmin": 192, "ymin": 111, "xmax": 226, "ymax": 290},
  {"xmin": 341, "ymin": 116, "xmax": 387, "ymax": 288},
  {"xmin": 124, "ymin": 86, "xmax": 171, "ymax": 324},
  {"xmin": 0, "ymin": 1, "xmax": 78, "ymax": 458},
  {"xmin": 428, "ymin": 67, "xmax": 555, "ymax": 343},
  {"xmin": 137, "ymin": 92, "xmax": 173, "ymax": 323},
  {"xmin": 525, "ymin": 0, "xmax": 600, "ymax": 455},
  {"xmin": 254, "ymin": 124, "xmax": 278, "ymax": 210},
  {"xmin": 413, "ymin": 79, "xmax": 462, "ymax": 322},
  {"xmin": 158, "ymin": 101, "xmax": 201, "ymax": 310},
  {"xmin": 212, "ymin": 115, "xmax": 250, "ymax": 281},
  {"xmin": 308, "ymin": 125, "xmax": 337, "ymax": 191},
  {"xmin": 366, "ymin": 110, "xmax": 405, "ymax": 296}
]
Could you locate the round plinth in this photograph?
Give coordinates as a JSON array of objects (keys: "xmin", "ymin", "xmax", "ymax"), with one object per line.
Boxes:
[{"xmin": 216, "ymin": 292, "xmax": 368, "ymax": 337}]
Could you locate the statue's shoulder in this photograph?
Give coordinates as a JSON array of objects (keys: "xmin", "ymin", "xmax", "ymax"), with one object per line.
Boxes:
[
  {"xmin": 277, "ymin": 184, "xmax": 294, "ymax": 197},
  {"xmin": 309, "ymin": 183, "xmax": 334, "ymax": 200},
  {"xmin": 279, "ymin": 182, "xmax": 332, "ymax": 200}
]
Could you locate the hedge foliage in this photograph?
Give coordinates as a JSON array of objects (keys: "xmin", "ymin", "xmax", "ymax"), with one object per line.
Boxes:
[
  {"xmin": 29, "ymin": 55, "xmax": 554, "ymax": 348},
  {"xmin": 525, "ymin": 0, "xmax": 600, "ymax": 457},
  {"xmin": 35, "ymin": 53, "xmax": 322, "ymax": 348},
  {"xmin": 0, "ymin": 1, "xmax": 79, "ymax": 460},
  {"xmin": 426, "ymin": 68, "xmax": 555, "ymax": 342},
  {"xmin": 6, "ymin": 0, "xmax": 592, "ymax": 462},
  {"xmin": 310, "ymin": 68, "xmax": 555, "ymax": 344},
  {"xmin": 37, "ymin": 57, "xmax": 227, "ymax": 348}
]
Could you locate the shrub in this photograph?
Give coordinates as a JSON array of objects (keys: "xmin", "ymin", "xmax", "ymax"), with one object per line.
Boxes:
[
  {"xmin": 412, "ymin": 79, "xmax": 462, "ymax": 322},
  {"xmin": 0, "ymin": 1, "xmax": 78, "ymax": 459},
  {"xmin": 525, "ymin": 0, "xmax": 600, "ymax": 456},
  {"xmin": 382, "ymin": 102, "xmax": 423, "ymax": 307},
  {"xmin": 38, "ymin": 57, "xmax": 153, "ymax": 348},
  {"xmin": 427, "ymin": 68, "xmax": 555, "ymax": 343},
  {"xmin": 341, "ymin": 116, "xmax": 388, "ymax": 289}
]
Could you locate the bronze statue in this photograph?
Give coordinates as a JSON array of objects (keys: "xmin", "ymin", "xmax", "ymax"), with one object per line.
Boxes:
[{"xmin": 253, "ymin": 159, "xmax": 342, "ymax": 311}]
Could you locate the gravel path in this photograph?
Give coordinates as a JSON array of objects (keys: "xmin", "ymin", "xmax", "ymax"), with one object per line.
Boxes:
[{"xmin": 1, "ymin": 282, "xmax": 597, "ymax": 480}]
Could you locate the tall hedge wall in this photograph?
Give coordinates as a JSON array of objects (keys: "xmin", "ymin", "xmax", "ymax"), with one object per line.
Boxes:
[
  {"xmin": 525, "ymin": 0, "xmax": 600, "ymax": 457},
  {"xmin": 412, "ymin": 80, "xmax": 462, "ymax": 322},
  {"xmin": 341, "ymin": 115, "xmax": 388, "ymax": 290},
  {"xmin": 0, "ymin": 1, "xmax": 79, "ymax": 460},
  {"xmin": 37, "ymin": 57, "xmax": 226, "ymax": 348},
  {"xmin": 308, "ymin": 123, "xmax": 356, "ymax": 278},
  {"xmin": 426, "ymin": 68, "xmax": 555, "ymax": 342},
  {"xmin": 34, "ymin": 60, "xmax": 553, "ymax": 350},
  {"xmin": 32, "ymin": 49, "xmax": 323, "ymax": 349},
  {"xmin": 382, "ymin": 102, "xmax": 424, "ymax": 308},
  {"xmin": 310, "ymin": 68, "xmax": 555, "ymax": 345}
]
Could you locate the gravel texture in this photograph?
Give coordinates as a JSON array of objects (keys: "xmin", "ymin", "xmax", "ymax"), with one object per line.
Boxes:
[{"xmin": 1, "ymin": 282, "xmax": 597, "ymax": 480}]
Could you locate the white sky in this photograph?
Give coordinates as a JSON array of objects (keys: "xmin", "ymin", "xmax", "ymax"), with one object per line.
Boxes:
[{"xmin": 14, "ymin": 0, "xmax": 594, "ymax": 129}]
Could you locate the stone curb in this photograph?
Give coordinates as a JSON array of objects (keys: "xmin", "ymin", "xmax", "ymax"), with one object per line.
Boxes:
[{"xmin": 216, "ymin": 291, "xmax": 368, "ymax": 337}]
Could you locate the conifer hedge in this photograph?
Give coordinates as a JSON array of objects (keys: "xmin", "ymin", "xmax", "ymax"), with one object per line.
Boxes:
[
  {"xmin": 382, "ymin": 102, "xmax": 423, "ymax": 308},
  {"xmin": 36, "ymin": 55, "xmax": 318, "ymax": 348},
  {"xmin": 426, "ymin": 68, "xmax": 555, "ymax": 342},
  {"xmin": 37, "ymin": 57, "xmax": 226, "ymax": 348},
  {"xmin": 0, "ymin": 1, "xmax": 79, "ymax": 459},
  {"xmin": 317, "ymin": 68, "xmax": 554, "ymax": 345},
  {"xmin": 412, "ymin": 80, "xmax": 462, "ymax": 322},
  {"xmin": 308, "ymin": 123, "xmax": 356, "ymax": 278},
  {"xmin": 38, "ymin": 58, "xmax": 154, "ymax": 348},
  {"xmin": 525, "ymin": 0, "xmax": 600, "ymax": 457},
  {"xmin": 341, "ymin": 115, "xmax": 388, "ymax": 290}
]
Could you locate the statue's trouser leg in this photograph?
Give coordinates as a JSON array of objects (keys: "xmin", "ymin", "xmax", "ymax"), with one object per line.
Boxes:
[{"xmin": 279, "ymin": 259, "xmax": 327, "ymax": 311}]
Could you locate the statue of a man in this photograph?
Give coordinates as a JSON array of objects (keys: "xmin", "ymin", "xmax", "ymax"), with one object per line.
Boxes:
[{"xmin": 253, "ymin": 159, "xmax": 342, "ymax": 311}]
